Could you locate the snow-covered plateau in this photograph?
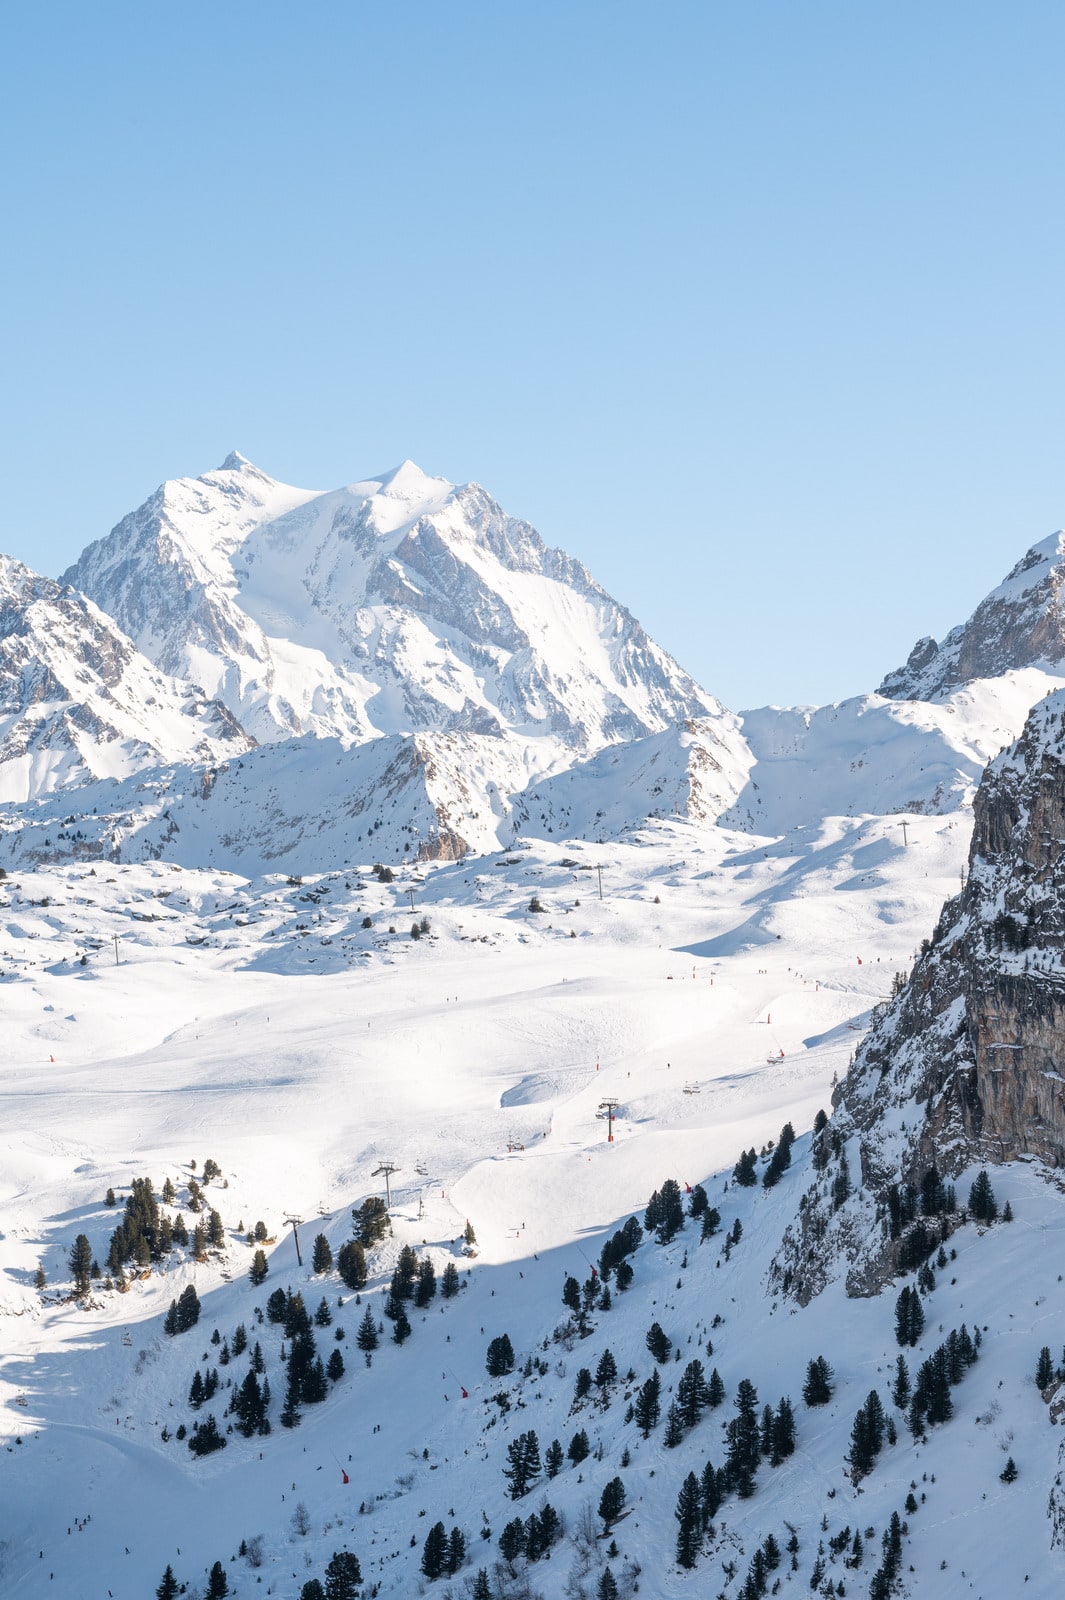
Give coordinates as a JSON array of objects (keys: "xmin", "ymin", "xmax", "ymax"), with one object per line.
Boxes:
[{"xmin": 6, "ymin": 458, "xmax": 1065, "ymax": 1600}]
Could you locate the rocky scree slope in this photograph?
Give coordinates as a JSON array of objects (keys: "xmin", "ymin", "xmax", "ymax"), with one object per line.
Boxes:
[{"xmin": 772, "ymin": 685, "xmax": 1065, "ymax": 1304}]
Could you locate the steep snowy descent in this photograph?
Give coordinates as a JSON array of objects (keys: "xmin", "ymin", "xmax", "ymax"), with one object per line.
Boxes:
[{"xmin": 65, "ymin": 454, "xmax": 728, "ymax": 755}]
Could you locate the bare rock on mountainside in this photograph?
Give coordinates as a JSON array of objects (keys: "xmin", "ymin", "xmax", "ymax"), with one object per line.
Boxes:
[
  {"xmin": 880, "ymin": 531, "xmax": 1065, "ymax": 700},
  {"xmin": 0, "ymin": 554, "xmax": 250, "ymax": 801},
  {"xmin": 773, "ymin": 685, "xmax": 1065, "ymax": 1302}
]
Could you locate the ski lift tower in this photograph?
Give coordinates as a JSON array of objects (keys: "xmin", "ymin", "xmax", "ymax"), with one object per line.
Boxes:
[
  {"xmin": 283, "ymin": 1213, "xmax": 304, "ymax": 1267},
  {"xmin": 598, "ymin": 1098, "xmax": 620, "ymax": 1143},
  {"xmin": 373, "ymin": 1162, "xmax": 399, "ymax": 1210}
]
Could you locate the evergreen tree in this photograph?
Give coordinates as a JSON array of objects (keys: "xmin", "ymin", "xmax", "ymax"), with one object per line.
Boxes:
[
  {"xmin": 892, "ymin": 1354, "xmax": 911, "ymax": 1409},
  {"xmin": 664, "ymin": 1400, "xmax": 684, "ymax": 1447},
  {"xmin": 503, "ymin": 1430, "xmax": 541, "ymax": 1498},
  {"xmin": 499, "ymin": 1519, "xmax": 526, "ymax": 1564},
  {"xmin": 762, "ymin": 1122, "xmax": 796, "ymax": 1188},
  {"xmin": 69, "ymin": 1233, "xmax": 93, "ymax": 1295},
  {"xmin": 353, "ymin": 1197, "xmax": 389, "ymax": 1246},
  {"xmin": 634, "ymin": 1369, "xmax": 662, "ymax": 1436},
  {"xmin": 250, "ymin": 1249, "xmax": 269, "ymax": 1286},
  {"xmin": 312, "ymin": 1233, "xmax": 333, "ymax": 1273},
  {"xmin": 689, "ymin": 1183, "xmax": 709, "ymax": 1219},
  {"xmin": 802, "ymin": 1355, "xmax": 833, "ymax": 1406},
  {"xmin": 415, "ymin": 1257, "xmax": 437, "ymax": 1307},
  {"xmin": 394, "ymin": 1244, "xmax": 419, "ymax": 1299},
  {"xmin": 733, "ymin": 1148, "xmax": 758, "ymax": 1186},
  {"xmin": 1037, "ymin": 1345, "xmax": 1055, "ymax": 1389},
  {"xmin": 207, "ymin": 1209, "xmax": 225, "ymax": 1248},
  {"xmin": 421, "ymin": 1521, "xmax": 448, "ymax": 1580},
  {"xmin": 464, "ymin": 1219, "xmax": 477, "ymax": 1247},
  {"xmin": 314, "ymin": 1296, "xmax": 333, "ymax": 1327},
  {"xmin": 470, "ymin": 1570, "xmax": 492, "ymax": 1600},
  {"xmin": 646, "ymin": 1321, "xmax": 671, "ymax": 1363},
  {"xmin": 598, "ymin": 1568, "xmax": 618, "ymax": 1600},
  {"xmin": 595, "ymin": 1348, "xmax": 618, "ymax": 1388},
  {"xmin": 1001, "ymin": 1455, "xmax": 1018, "ymax": 1482},
  {"xmin": 562, "ymin": 1275, "xmax": 581, "ymax": 1313},
  {"xmin": 677, "ymin": 1358, "xmax": 711, "ymax": 1428},
  {"xmin": 770, "ymin": 1396, "xmax": 796, "ymax": 1463},
  {"xmin": 675, "ymin": 1471, "xmax": 702, "ymax": 1568},
  {"xmin": 598, "ymin": 1476, "xmax": 626, "ymax": 1529},
  {"xmin": 206, "ymin": 1560, "xmax": 229, "ymax": 1598},
  {"xmin": 337, "ymin": 1240, "xmax": 367, "ymax": 1291},
  {"xmin": 486, "ymin": 1334, "xmax": 515, "ymax": 1376},
  {"xmin": 567, "ymin": 1427, "xmax": 589, "ymax": 1464},
  {"xmin": 391, "ymin": 1306, "xmax": 411, "ymax": 1344},
  {"xmin": 654, "ymin": 1178, "xmax": 685, "ymax": 1243},
  {"xmin": 545, "ymin": 1437, "xmax": 564, "ymax": 1477},
  {"xmin": 707, "ymin": 1366, "xmax": 725, "ymax": 1407},
  {"xmin": 356, "ymin": 1307, "xmax": 379, "ymax": 1352},
  {"xmin": 968, "ymin": 1169, "xmax": 998, "ymax": 1223},
  {"xmin": 446, "ymin": 1526, "xmax": 466, "ymax": 1575},
  {"xmin": 187, "ymin": 1413, "xmax": 226, "ymax": 1456},
  {"xmin": 323, "ymin": 1550, "xmax": 362, "ymax": 1600},
  {"xmin": 700, "ymin": 1460, "xmax": 722, "ymax": 1524},
  {"xmin": 441, "ymin": 1261, "xmax": 460, "ymax": 1298},
  {"xmin": 327, "ymin": 1347, "xmax": 344, "ymax": 1382},
  {"xmin": 156, "ymin": 1565, "xmax": 179, "ymax": 1600},
  {"xmin": 894, "ymin": 1284, "xmax": 924, "ymax": 1347},
  {"xmin": 831, "ymin": 1149, "xmax": 851, "ymax": 1210},
  {"xmin": 700, "ymin": 1205, "xmax": 722, "ymax": 1242},
  {"xmin": 725, "ymin": 1379, "xmax": 760, "ymax": 1497}
]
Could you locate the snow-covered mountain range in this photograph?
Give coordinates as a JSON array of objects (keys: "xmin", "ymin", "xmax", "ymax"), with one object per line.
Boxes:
[{"xmin": 8, "ymin": 458, "xmax": 1065, "ymax": 1598}]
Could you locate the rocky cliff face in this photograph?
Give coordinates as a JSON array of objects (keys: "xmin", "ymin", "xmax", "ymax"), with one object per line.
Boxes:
[
  {"xmin": 772, "ymin": 686, "xmax": 1065, "ymax": 1302},
  {"xmin": 879, "ymin": 532, "xmax": 1065, "ymax": 699}
]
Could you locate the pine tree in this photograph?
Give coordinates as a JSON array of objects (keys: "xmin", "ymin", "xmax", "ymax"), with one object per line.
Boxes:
[
  {"xmin": 675, "ymin": 1470, "xmax": 702, "ymax": 1567},
  {"xmin": 700, "ymin": 1205, "xmax": 722, "ymax": 1242},
  {"xmin": 441, "ymin": 1261, "xmax": 460, "ymax": 1298},
  {"xmin": 968, "ymin": 1169, "xmax": 998, "ymax": 1223},
  {"xmin": 892, "ymin": 1354, "xmax": 911, "ymax": 1409},
  {"xmin": 646, "ymin": 1321, "xmax": 671, "ymax": 1363},
  {"xmin": 707, "ymin": 1366, "xmax": 725, "ymax": 1407},
  {"xmin": 323, "ymin": 1550, "xmax": 362, "ymax": 1600},
  {"xmin": 421, "ymin": 1521, "xmax": 448, "ymax": 1580},
  {"xmin": 725, "ymin": 1378, "xmax": 760, "ymax": 1497},
  {"xmin": 415, "ymin": 1257, "xmax": 437, "ymax": 1307},
  {"xmin": 353, "ymin": 1196, "xmax": 390, "ymax": 1246},
  {"xmin": 762, "ymin": 1121, "xmax": 796, "ymax": 1188},
  {"xmin": 356, "ymin": 1307, "xmax": 379, "ymax": 1352},
  {"xmin": 677, "ymin": 1358, "xmax": 711, "ymax": 1428},
  {"xmin": 545, "ymin": 1437, "xmax": 564, "ymax": 1477},
  {"xmin": 69, "ymin": 1233, "xmax": 93, "ymax": 1295},
  {"xmin": 250, "ymin": 1248, "xmax": 269, "ymax": 1286},
  {"xmin": 700, "ymin": 1459, "xmax": 722, "ymax": 1523},
  {"xmin": 664, "ymin": 1400, "xmax": 684, "ymax": 1447},
  {"xmin": 802, "ymin": 1355, "xmax": 833, "ymax": 1406},
  {"xmin": 770, "ymin": 1396, "xmax": 796, "ymax": 1463},
  {"xmin": 391, "ymin": 1306, "xmax": 411, "ymax": 1344},
  {"xmin": 595, "ymin": 1348, "xmax": 618, "ymax": 1388},
  {"xmin": 446, "ymin": 1526, "xmax": 466, "ymax": 1575},
  {"xmin": 1001, "ymin": 1455, "xmax": 1018, "ymax": 1482},
  {"xmin": 486, "ymin": 1334, "xmax": 515, "ymax": 1376},
  {"xmin": 337, "ymin": 1240, "xmax": 368, "ymax": 1291},
  {"xmin": 733, "ymin": 1148, "xmax": 758, "ymax": 1186},
  {"xmin": 504, "ymin": 1430, "xmax": 541, "ymax": 1498},
  {"xmin": 327, "ymin": 1348, "xmax": 345, "ymax": 1382},
  {"xmin": 598, "ymin": 1476, "xmax": 626, "ymax": 1529},
  {"xmin": 568, "ymin": 1428, "xmax": 590, "ymax": 1464},
  {"xmin": 1037, "ymin": 1345, "xmax": 1055, "ymax": 1389},
  {"xmin": 206, "ymin": 1560, "xmax": 229, "ymax": 1598},
  {"xmin": 597, "ymin": 1567, "xmax": 618, "ymax": 1600},
  {"xmin": 894, "ymin": 1284, "xmax": 924, "ymax": 1348},
  {"xmin": 634, "ymin": 1369, "xmax": 661, "ymax": 1436},
  {"xmin": 470, "ymin": 1570, "xmax": 492, "ymax": 1600},
  {"xmin": 312, "ymin": 1233, "xmax": 333, "ymax": 1273},
  {"xmin": 207, "ymin": 1209, "xmax": 225, "ymax": 1248},
  {"xmin": 562, "ymin": 1275, "xmax": 581, "ymax": 1313},
  {"xmin": 156, "ymin": 1565, "xmax": 179, "ymax": 1600}
]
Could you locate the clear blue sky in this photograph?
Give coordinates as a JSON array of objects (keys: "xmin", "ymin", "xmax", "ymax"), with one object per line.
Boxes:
[{"xmin": 2, "ymin": 1, "xmax": 1064, "ymax": 708}]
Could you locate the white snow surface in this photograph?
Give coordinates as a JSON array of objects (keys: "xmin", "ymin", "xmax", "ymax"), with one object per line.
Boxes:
[{"xmin": 2, "ymin": 805, "xmax": 1060, "ymax": 1599}]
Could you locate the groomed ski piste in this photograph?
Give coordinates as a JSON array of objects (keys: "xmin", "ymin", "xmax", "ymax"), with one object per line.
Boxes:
[{"xmin": 1, "ymin": 813, "xmax": 1061, "ymax": 1599}]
